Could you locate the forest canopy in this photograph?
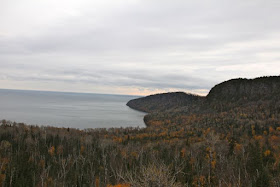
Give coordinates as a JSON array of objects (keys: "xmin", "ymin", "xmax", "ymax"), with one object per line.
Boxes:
[{"xmin": 0, "ymin": 76, "xmax": 280, "ymax": 186}]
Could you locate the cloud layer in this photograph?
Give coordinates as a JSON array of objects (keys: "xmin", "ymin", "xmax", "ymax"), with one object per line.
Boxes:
[{"xmin": 1, "ymin": 0, "xmax": 280, "ymax": 95}]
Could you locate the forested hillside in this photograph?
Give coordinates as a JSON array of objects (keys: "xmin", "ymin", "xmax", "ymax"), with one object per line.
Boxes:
[
  {"xmin": 206, "ymin": 76, "xmax": 280, "ymax": 112},
  {"xmin": 0, "ymin": 76, "xmax": 280, "ymax": 186},
  {"xmin": 127, "ymin": 92, "xmax": 203, "ymax": 113},
  {"xmin": 207, "ymin": 76, "xmax": 280, "ymax": 103},
  {"xmin": 134, "ymin": 76, "xmax": 280, "ymax": 127}
]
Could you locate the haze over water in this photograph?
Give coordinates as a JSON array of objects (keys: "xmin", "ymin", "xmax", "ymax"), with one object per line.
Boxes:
[{"xmin": 0, "ymin": 89, "xmax": 146, "ymax": 129}]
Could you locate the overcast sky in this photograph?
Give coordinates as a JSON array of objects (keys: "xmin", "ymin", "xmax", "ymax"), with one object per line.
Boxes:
[{"xmin": 0, "ymin": 0, "xmax": 280, "ymax": 96}]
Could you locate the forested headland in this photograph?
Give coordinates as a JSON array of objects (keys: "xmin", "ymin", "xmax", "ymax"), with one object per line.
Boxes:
[{"xmin": 0, "ymin": 76, "xmax": 280, "ymax": 186}]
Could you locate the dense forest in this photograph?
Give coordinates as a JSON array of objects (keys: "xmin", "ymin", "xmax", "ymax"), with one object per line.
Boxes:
[
  {"xmin": 0, "ymin": 76, "xmax": 280, "ymax": 186},
  {"xmin": 127, "ymin": 92, "xmax": 203, "ymax": 113}
]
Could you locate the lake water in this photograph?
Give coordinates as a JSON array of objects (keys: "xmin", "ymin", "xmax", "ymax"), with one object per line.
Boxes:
[{"xmin": 0, "ymin": 89, "xmax": 146, "ymax": 129}]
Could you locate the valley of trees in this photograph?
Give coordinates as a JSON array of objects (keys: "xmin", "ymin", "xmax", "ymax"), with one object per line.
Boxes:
[{"xmin": 0, "ymin": 76, "xmax": 280, "ymax": 186}]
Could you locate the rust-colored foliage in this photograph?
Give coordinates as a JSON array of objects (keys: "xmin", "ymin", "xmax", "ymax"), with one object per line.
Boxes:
[
  {"xmin": 264, "ymin": 150, "xmax": 271, "ymax": 157},
  {"xmin": 0, "ymin": 174, "xmax": 6, "ymax": 186},
  {"xmin": 107, "ymin": 184, "xmax": 130, "ymax": 187},
  {"xmin": 95, "ymin": 177, "xmax": 100, "ymax": 187},
  {"xmin": 48, "ymin": 146, "xmax": 55, "ymax": 156}
]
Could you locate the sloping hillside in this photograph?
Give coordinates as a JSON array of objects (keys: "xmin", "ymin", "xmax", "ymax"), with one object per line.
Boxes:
[
  {"xmin": 206, "ymin": 76, "xmax": 280, "ymax": 112},
  {"xmin": 128, "ymin": 76, "xmax": 280, "ymax": 127},
  {"xmin": 207, "ymin": 76, "xmax": 280, "ymax": 103},
  {"xmin": 127, "ymin": 92, "xmax": 203, "ymax": 113}
]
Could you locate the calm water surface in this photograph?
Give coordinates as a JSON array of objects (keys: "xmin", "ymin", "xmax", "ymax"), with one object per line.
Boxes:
[{"xmin": 0, "ymin": 89, "xmax": 146, "ymax": 129}]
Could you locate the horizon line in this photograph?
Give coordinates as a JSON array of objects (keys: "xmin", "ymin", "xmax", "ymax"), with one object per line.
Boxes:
[{"xmin": 0, "ymin": 88, "xmax": 145, "ymax": 98}]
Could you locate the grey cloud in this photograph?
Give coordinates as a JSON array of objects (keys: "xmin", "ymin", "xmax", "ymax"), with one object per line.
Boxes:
[
  {"xmin": 4, "ymin": 0, "xmax": 279, "ymax": 54},
  {"xmin": 0, "ymin": 64, "xmax": 214, "ymax": 92},
  {"xmin": 0, "ymin": 0, "xmax": 280, "ymax": 95}
]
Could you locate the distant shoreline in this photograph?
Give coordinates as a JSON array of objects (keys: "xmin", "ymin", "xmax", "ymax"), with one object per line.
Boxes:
[{"xmin": 0, "ymin": 88, "xmax": 143, "ymax": 98}]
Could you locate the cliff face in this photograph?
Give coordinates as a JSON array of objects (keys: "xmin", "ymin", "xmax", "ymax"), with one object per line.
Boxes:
[
  {"xmin": 206, "ymin": 76, "xmax": 280, "ymax": 103},
  {"xmin": 127, "ymin": 92, "xmax": 203, "ymax": 113}
]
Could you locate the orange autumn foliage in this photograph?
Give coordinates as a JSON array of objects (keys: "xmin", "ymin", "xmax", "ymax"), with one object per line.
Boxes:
[
  {"xmin": 107, "ymin": 184, "xmax": 130, "ymax": 187},
  {"xmin": 269, "ymin": 126, "xmax": 275, "ymax": 134},
  {"xmin": 181, "ymin": 148, "xmax": 186, "ymax": 158},
  {"xmin": 193, "ymin": 175, "xmax": 206, "ymax": 187},
  {"xmin": 234, "ymin": 143, "xmax": 242, "ymax": 155},
  {"xmin": 211, "ymin": 160, "xmax": 216, "ymax": 169},
  {"xmin": 48, "ymin": 146, "xmax": 55, "ymax": 156},
  {"xmin": 80, "ymin": 145, "xmax": 85, "ymax": 154},
  {"xmin": 95, "ymin": 177, "xmax": 100, "ymax": 187},
  {"xmin": 264, "ymin": 150, "xmax": 271, "ymax": 157}
]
